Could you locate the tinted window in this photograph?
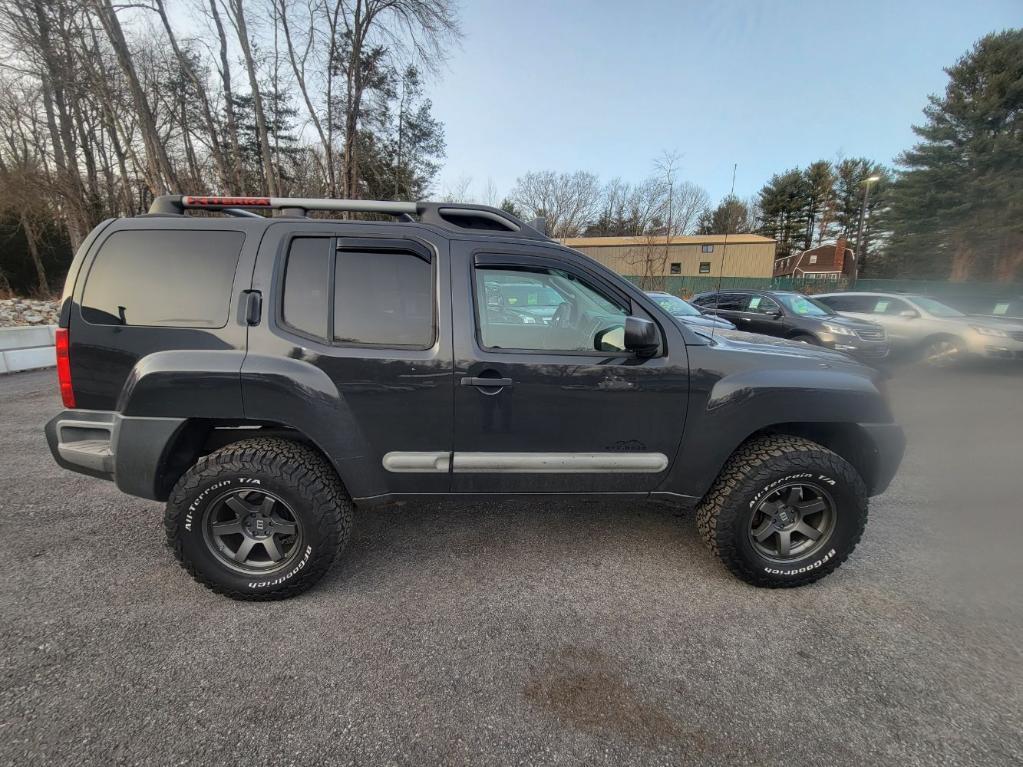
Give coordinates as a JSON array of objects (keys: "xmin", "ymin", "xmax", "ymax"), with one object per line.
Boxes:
[
  {"xmin": 871, "ymin": 297, "xmax": 912, "ymax": 315},
  {"xmin": 333, "ymin": 250, "xmax": 434, "ymax": 347},
  {"xmin": 475, "ymin": 266, "xmax": 628, "ymax": 353},
  {"xmin": 910, "ymin": 296, "xmax": 964, "ymax": 317},
  {"xmin": 691, "ymin": 293, "xmax": 717, "ymax": 307},
  {"xmin": 706, "ymin": 293, "xmax": 748, "ymax": 311},
  {"xmin": 773, "ymin": 293, "xmax": 834, "ymax": 317},
  {"xmin": 282, "ymin": 238, "xmax": 331, "ymax": 338},
  {"xmin": 747, "ymin": 295, "xmax": 780, "ymax": 314},
  {"xmin": 82, "ymin": 229, "xmax": 243, "ymax": 327},
  {"xmin": 820, "ymin": 294, "xmax": 874, "ymax": 312}
]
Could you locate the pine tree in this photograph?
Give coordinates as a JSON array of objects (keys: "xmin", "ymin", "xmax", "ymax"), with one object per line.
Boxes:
[{"xmin": 884, "ymin": 29, "xmax": 1023, "ymax": 280}]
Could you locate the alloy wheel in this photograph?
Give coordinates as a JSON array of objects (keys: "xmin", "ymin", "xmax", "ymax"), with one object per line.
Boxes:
[
  {"xmin": 747, "ymin": 483, "xmax": 836, "ymax": 561},
  {"xmin": 201, "ymin": 489, "xmax": 304, "ymax": 574}
]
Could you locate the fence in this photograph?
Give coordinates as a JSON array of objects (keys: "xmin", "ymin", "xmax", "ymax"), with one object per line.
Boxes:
[{"xmin": 625, "ymin": 274, "xmax": 1023, "ymax": 302}]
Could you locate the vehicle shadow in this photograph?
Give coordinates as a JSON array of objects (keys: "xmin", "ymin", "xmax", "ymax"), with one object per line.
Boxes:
[{"xmin": 318, "ymin": 497, "xmax": 701, "ymax": 591}]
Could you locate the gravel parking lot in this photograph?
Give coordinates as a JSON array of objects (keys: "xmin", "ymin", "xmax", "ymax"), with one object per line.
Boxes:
[{"xmin": 1, "ymin": 364, "xmax": 1021, "ymax": 766}]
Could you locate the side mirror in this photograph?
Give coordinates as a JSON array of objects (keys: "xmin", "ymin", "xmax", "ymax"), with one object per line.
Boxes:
[
  {"xmin": 624, "ymin": 316, "xmax": 659, "ymax": 357},
  {"xmin": 899, "ymin": 309, "xmax": 919, "ymax": 319}
]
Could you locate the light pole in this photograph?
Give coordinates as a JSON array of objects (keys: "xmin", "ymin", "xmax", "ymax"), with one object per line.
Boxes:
[{"xmin": 853, "ymin": 175, "xmax": 881, "ymax": 282}]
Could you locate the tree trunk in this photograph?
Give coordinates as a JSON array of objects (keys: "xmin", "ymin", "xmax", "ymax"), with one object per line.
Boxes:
[
  {"xmin": 277, "ymin": 0, "xmax": 335, "ymax": 195},
  {"xmin": 20, "ymin": 213, "xmax": 49, "ymax": 297},
  {"xmin": 154, "ymin": 0, "xmax": 231, "ymax": 191},
  {"xmin": 209, "ymin": 0, "xmax": 244, "ymax": 192},
  {"xmin": 228, "ymin": 0, "xmax": 279, "ymax": 196},
  {"xmin": 92, "ymin": 0, "xmax": 179, "ymax": 195}
]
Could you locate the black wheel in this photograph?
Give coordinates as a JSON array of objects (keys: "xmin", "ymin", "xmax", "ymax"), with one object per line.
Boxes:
[
  {"xmin": 696, "ymin": 435, "xmax": 868, "ymax": 588},
  {"xmin": 164, "ymin": 438, "xmax": 352, "ymax": 600},
  {"xmin": 792, "ymin": 333, "xmax": 820, "ymax": 345},
  {"xmin": 921, "ymin": 336, "xmax": 964, "ymax": 368}
]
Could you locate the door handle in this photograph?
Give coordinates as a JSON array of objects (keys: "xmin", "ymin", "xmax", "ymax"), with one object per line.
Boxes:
[
  {"xmin": 740, "ymin": 316, "xmax": 752, "ymax": 322},
  {"xmin": 461, "ymin": 376, "xmax": 514, "ymax": 388}
]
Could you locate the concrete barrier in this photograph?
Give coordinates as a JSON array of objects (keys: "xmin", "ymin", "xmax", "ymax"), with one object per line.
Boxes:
[{"xmin": 0, "ymin": 325, "xmax": 57, "ymax": 374}]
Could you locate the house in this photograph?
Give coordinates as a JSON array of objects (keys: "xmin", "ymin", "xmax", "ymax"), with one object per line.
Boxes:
[
  {"xmin": 773, "ymin": 238, "xmax": 855, "ymax": 280},
  {"xmin": 561, "ymin": 234, "xmax": 777, "ymax": 279}
]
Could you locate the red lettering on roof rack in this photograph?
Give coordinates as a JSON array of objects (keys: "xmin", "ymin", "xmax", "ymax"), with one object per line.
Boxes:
[{"xmin": 182, "ymin": 196, "xmax": 272, "ymax": 207}]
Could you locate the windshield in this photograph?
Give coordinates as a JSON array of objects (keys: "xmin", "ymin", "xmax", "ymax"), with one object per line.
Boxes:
[
  {"xmin": 911, "ymin": 296, "xmax": 965, "ymax": 318},
  {"xmin": 650, "ymin": 294, "xmax": 701, "ymax": 317},
  {"xmin": 773, "ymin": 293, "xmax": 835, "ymax": 317}
]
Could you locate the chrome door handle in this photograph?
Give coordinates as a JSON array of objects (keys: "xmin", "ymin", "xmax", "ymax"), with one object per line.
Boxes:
[{"xmin": 460, "ymin": 376, "xmax": 513, "ymax": 387}]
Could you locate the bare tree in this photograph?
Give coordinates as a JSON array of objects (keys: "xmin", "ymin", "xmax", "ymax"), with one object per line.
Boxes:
[
  {"xmin": 152, "ymin": 0, "xmax": 230, "ymax": 190},
  {"xmin": 223, "ymin": 0, "xmax": 278, "ymax": 196},
  {"xmin": 512, "ymin": 170, "xmax": 602, "ymax": 238},
  {"xmin": 337, "ymin": 0, "xmax": 460, "ymax": 198},
  {"xmin": 90, "ymin": 0, "xmax": 178, "ymax": 194}
]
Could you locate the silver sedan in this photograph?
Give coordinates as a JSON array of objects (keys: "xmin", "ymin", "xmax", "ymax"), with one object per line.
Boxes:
[{"xmin": 815, "ymin": 292, "xmax": 1023, "ymax": 366}]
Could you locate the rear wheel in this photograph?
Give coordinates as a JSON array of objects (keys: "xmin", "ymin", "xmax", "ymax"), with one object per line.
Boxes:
[
  {"xmin": 164, "ymin": 438, "xmax": 352, "ymax": 600},
  {"xmin": 696, "ymin": 435, "xmax": 868, "ymax": 587}
]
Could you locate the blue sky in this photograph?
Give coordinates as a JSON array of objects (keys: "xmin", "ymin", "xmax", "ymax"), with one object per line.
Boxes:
[{"xmin": 429, "ymin": 0, "xmax": 1021, "ymax": 203}]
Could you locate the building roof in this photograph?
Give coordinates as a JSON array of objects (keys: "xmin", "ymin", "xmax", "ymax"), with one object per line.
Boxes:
[{"xmin": 562, "ymin": 234, "xmax": 777, "ymax": 247}]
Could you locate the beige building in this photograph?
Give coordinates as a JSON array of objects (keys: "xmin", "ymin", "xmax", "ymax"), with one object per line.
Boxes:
[{"xmin": 561, "ymin": 234, "xmax": 777, "ymax": 278}]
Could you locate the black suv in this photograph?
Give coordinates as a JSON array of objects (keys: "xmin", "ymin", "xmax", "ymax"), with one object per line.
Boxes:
[
  {"xmin": 691, "ymin": 289, "xmax": 890, "ymax": 361},
  {"xmin": 45, "ymin": 196, "xmax": 904, "ymax": 600}
]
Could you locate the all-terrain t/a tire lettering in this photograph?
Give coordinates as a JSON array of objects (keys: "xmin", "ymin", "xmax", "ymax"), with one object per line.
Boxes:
[
  {"xmin": 164, "ymin": 438, "xmax": 353, "ymax": 600},
  {"xmin": 696, "ymin": 435, "xmax": 868, "ymax": 588}
]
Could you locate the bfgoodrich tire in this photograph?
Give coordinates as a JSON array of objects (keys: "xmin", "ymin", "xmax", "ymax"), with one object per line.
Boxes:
[
  {"xmin": 164, "ymin": 438, "xmax": 352, "ymax": 600},
  {"xmin": 696, "ymin": 435, "xmax": 868, "ymax": 588}
]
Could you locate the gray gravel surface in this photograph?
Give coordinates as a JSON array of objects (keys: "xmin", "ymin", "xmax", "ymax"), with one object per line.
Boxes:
[{"xmin": 1, "ymin": 365, "xmax": 1021, "ymax": 766}]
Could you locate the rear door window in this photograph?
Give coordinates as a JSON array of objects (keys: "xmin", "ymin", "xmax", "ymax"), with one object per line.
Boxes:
[
  {"xmin": 81, "ymin": 229, "xmax": 244, "ymax": 327},
  {"xmin": 333, "ymin": 250, "xmax": 434, "ymax": 348}
]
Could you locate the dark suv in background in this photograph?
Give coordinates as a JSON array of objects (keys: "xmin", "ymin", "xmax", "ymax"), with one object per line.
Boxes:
[{"xmin": 692, "ymin": 289, "xmax": 889, "ymax": 362}]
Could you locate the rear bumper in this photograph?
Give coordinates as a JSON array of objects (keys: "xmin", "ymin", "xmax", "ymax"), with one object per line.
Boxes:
[
  {"xmin": 45, "ymin": 409, "xmax": 187, "ymax": 500},
  {"xmin": 858, "ymin": 422, "xmax": 906, "ymax": 496}
]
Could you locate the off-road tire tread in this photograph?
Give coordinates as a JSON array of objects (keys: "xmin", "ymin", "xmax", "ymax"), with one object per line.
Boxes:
[
  {"xmin": 695, "ymin": 435, "xmax": 867, "ymax": 588},
  {"xmin": 164, "ymin": 437, "xmax": 352, "ymax": 601}
]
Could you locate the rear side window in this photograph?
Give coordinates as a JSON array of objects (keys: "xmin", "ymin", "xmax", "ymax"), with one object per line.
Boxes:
[
  {"xmin": 81, "ymin": 230, "xmax": 243, "ymax": 327},
  {"xmin": 282, "ymin": 238, "xmax": 331, "ymax": 338},
  {"xmin": 334, "ymin": 251, "xmax": 433, "ymax": 347}
]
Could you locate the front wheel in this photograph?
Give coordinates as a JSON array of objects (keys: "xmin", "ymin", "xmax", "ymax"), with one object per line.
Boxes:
[
  {"xmin": 921, "ymin": 336, "xmax": 965, "ymax": 368},
  {"xmin": 696, "ymin": 435, "xmax": 868, "ymax": 587},
  {"xmin": 164, "ymin": 438, "xmax": 353, "ymax": 600}
]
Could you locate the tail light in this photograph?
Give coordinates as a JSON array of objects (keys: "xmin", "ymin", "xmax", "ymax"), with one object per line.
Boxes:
[{"xmin": 55, "ymin": 328, "xmax": 75, "ymax": 408}]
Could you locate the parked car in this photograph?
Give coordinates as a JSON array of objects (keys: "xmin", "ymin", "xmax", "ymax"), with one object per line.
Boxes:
[
  {"xmin": 815, "ymin": 292, "xmax": 1023, "ymax": 366},
  {"xmin": 690, "ymin": 289, "xmax": 890, "ymax": 362},
  {"xmin": 45, "ymin": 195, "xmax": 904, "ymax": 599},
  {"xmin": 645, "ymin": 291, "xmax": 736, "ymax": 330}
]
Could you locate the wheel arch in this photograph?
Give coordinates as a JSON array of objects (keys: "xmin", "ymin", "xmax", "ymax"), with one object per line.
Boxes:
[
  {"xmin": 741, "ymin": 422, "xmax": 880, "ymax": 492},
  {"xmin": 140, "ymin": 419, "xmax": 347, "ymax": 502}
]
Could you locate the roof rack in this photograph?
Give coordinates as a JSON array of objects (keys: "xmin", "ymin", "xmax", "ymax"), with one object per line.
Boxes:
[{"xmin": 148, "ymin": 195, "xmax": 550, "ymax": 241}]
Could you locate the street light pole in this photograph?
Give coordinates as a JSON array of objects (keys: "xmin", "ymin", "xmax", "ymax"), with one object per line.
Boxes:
[{"xmin": 853, "ymin": 175, "xmax": 881, "ymax": 283}]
